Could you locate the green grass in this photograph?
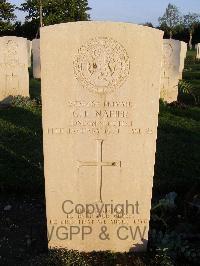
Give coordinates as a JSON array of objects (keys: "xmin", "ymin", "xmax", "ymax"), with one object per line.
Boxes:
[
  {"xmin": 30, "ymin": 78, "xmax": 41, "ymax": 100},
  {"xmin": 185, "ymin": 64, "xmax": 200, "ymax": 71},
  {"xmin": 183, "ymin": 71, "xmax": 200, "ymax": 80},
  {"xmin": 179, "ymin": 49, "xmax": 200, "ymax": 105},
  {"xmin": 0, "ymin": 99, "xmax": 43, "ymax": 195},
  {"xmin": 0, "ymin": 75, "xmax": 41, "ymax": 195},
  {"xmin": 154, "ymin": 102, "xmax": 200, "ymax": 195},
  {"xmin": 186, "ymin": 49, "xmax": 196, "ymax": 57}
]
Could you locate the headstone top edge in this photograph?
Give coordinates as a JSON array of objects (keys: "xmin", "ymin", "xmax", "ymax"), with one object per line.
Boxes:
[
  {"xmin": 32, "ymin": 39, "xmax": 40, "ymax": 42},
  {"xmin": 180, "ymin": 41, "xmax": 187, "ymax": 45},
  {"xmin": 163, "ymin": 38, "xmax": 180, "ymax": 42},
  {"xmin": 0, "ymin": 36, "xmax": 28, "ymax": 41},
  {"xmin": 40, "ymin": 21, "xmax": 164, "ymax": 36}
]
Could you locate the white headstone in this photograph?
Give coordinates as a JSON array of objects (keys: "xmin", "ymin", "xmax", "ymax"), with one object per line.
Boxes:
[
  {"xmin": 196, "ymin": 43, "xmax": 200, "ymax": 59},
  {"xmin": 0, "ymin": 36, "xmax": 29, "ymax": 101},
  {"xmin": 160, "ymin": 39, "xmax": 181, "ymax": 103},
  {"xmin": 32, "ymin": 39, "xmax": 41, "ymax": 79},
  {"xmin": 27, "ymin": 40, "xmax": 32, "ymax": 68},
  {"xmin": 41, "ymin": 22, "xmax": 163, "ymax": 252},
  {"xmin": 179, "ymin": 41, "xmax": 187, "ymax": 79}
]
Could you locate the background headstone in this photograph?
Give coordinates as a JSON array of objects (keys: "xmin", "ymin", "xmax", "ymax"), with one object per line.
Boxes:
[
  {"xmin": 179, "ymin": 41, "xmax": 187, "ymax": 79},
  {"xmin": 0, "ymin": 36, "xmax": 29, "ymax": 102},
  {"xmin": 27, "ymin": 40, "xmax": 32, "ymax": 68},
  {"xmin": 41, "ymin": 22, "xmax": 163, "ymax": 252},
  {"xmin": 32, "ymin": 39, "xmax": 41, "ymax": 79},
  {"xmin": 196, "ymin": 43, "xmax": 200, "ymax": 59},
  {"xmin": 160, "ymin": 39, "xmax": 181, "ymax": 103}
]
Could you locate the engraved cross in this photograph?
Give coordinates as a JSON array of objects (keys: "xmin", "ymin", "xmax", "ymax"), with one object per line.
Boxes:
[{"xmin": 77, "ymin": 139, "xmax": 121, "ymax": 202}]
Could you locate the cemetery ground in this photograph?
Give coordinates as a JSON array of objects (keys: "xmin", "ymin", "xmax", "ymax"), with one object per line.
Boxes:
[{"xmin": 0, "ymin": 51, "xmax": 200, "ymax": 266}]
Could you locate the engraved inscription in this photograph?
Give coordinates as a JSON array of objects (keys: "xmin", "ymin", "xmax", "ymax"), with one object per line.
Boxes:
[
  {"xmin": 73, "ymin": 37, "xmax": 130, "ymax": 94},
  {"xmin": 46, "ymin": 100, "xmax": 154, "ymax": 136},
  {"xmin": 3, "ymin": 40, "xmax": 20, "ymax": 96},
  {"xmin": 163, "ymin": 43, "xmax": 173, "ymax": 67},
  {"xmin": 6, "ymin": 74, "xmax": 19, "ymax": 93},
  {"xmin": 162, "ymin": 43, "xmax": 173, "ymax": 86},
  {"xmin": 5, "ymin": 40, "xmax": 19, "ymax": 66}
]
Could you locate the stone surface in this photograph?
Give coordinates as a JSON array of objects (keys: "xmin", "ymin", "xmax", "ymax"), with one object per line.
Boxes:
[
  {"xmin": 41, "ymin": 22, "xmax": 163, "ymax": 252},
  {"xmin": 32, "ymin": 39, "xmax": 41, "ymax": 79},
  {"xmin": 179, "ymin": 41, "xmax": 187, "ymax": 79},
  {"xmin": 196, "ymin": 43, "xmax": 200, "ymax": 59},
  {"xmin": 27, "ymin": 40, "xmax": 32, "ymax": 68},
  {"xmin": 160, "ymin": 39, "xmax": 181, "ymax": 103},
  {"xmin": 0, "ymin": 36, "xmax": 29, "ymax": 101}
]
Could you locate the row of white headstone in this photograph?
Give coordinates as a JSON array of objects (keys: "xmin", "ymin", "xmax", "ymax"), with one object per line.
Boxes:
[
  {"xmin": 0, "ymin": 34, "xmax": 189, "ymax": 103},
  {"xmin": 0, "ymin": 36, "xmax": 40, "ymax": 102},
  {"xmin": 0, "ymin": 23, "xmax": 196, "ymax": 252}
]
